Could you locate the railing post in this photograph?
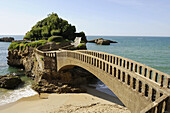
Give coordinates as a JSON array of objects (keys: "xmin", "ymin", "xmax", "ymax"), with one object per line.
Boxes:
[
  {"xmin": 148, "ymin": 87, "xmax": 152, "ymax": 101},
  {"xmin": 108, "ymin": 64, "xmax": 110, "ymax": 74},
  {"xmin": 120, "ymin": 70, "xmax": 123, "ymax": 81},
  {"xmin": 141, "ymin": 82, "xmax": 145, "ymax": 96},
  {"xmin": 136, "ymin": 79, "xmax": 139, "ymax": 92},
  {"xmin": 161, "ymin": 100, "xmax": 166, "ymax": 113},
  {"xmin": 164, "ymin": 76, "xmax": 169, "ymax": 88},
  {"xmin": 130, "ymin": 76, "xmax": 133, "ymax": 88}
]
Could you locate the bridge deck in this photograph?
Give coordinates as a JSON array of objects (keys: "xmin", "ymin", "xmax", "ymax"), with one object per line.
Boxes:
[{"xmin": 35, "ymin": 49, "xmax": 170, "ymax": 113}]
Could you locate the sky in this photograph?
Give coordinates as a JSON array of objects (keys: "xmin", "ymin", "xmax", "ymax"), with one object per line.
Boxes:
[{"xmin": 0, "ymin": 0, "xmax": 170, "ymax": 36}]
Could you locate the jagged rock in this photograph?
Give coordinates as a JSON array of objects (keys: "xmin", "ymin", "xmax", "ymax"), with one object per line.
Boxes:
[
  {"xmin": 0, "ymin": 37, "xmax": 14, "ymax": 42},
  {"xmin": 96, "ymin": 39, "xmax": 110, "ymax": 45},
  {"xmin": 32, "ymin": 79, "xmax": 87, "ymax": 93},
  {"xmin": 88, "ymin": 38, "xmax": 117, "ymax": 45},
  {"xmin": 0, "ymin": 74, "xmax": 22, "ymax": 89}
]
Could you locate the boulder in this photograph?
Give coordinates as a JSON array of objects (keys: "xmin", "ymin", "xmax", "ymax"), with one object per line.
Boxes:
[
  {"xmin": 88, "ymin": 38, "xmax": 117, "ymax": 45},
  {"xmin": 0, "ymin": 37, "xmax": 14, "ymax": 42},
  {"xmin": 32, "ymin": 79, "xmax": 87, "ymax": 93},
  {"xmin": 0, "ymin": 74, "xmax": 22, "ymax": 89},
  {"xmin": 96, "ymin": 39, "xmax": 110, "ymax": 45}
]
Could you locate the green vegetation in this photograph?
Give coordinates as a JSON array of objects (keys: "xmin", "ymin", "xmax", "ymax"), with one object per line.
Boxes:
[
  {"xmin": 23, "ymin": 13, "xmax": 87, "ymax": 42},
  {"xmin": 27, "ymin": 40, "xmax": 47, "ymax": 47},
  {"xmin": 69, "ymin": 43, "xmax": 86, "ymax": 50},
  {"xmin": 35, "ymin": 58, "xmax": 37, "ymax": 62},
  {"xmin": 69, "ymin": 47, "xmax": 77, "ymax": 50},
  {"xmin": 8, "ymin": 42, "xmax": 20, "ymax": 50},
  {"xmin": 8, "ymin": 40, "xmax": 47, "ymax": 51},
  {"xmin": 48, "ymin": 36, "xmax": 63, "ymax": 42},
  {"xmin": 9, "ymin": 13, "xmax": 87, "ymax": 51},
  {"xmin": 77, "ymin": 43, "xmax": 86, "ymax": 49}
]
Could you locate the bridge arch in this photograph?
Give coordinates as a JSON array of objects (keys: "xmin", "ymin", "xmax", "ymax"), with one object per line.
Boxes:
[{"xmin": 36, "ymin": 49, "xmax": 170, "ymax": 113}]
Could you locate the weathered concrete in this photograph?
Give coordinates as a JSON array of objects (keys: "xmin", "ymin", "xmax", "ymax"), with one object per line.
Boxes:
[{"xmin": 35, "ymin": 49, "xmax": 170, "ymax": 113}]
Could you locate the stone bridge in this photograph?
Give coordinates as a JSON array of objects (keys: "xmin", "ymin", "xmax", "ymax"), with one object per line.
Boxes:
[{"xmin": 35, "ymin": 49, "xmax": 170, "ymax": 113}]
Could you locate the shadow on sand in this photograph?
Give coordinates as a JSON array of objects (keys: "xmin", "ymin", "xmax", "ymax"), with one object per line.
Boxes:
[{"xmin": 82, "ymin": 86, "xmax": 125, "ymax": 107}]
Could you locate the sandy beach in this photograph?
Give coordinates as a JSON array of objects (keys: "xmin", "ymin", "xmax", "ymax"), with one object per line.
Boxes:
[{"xmin": 0, "ymin": 87, "xmax": 130, "ymax": 113}]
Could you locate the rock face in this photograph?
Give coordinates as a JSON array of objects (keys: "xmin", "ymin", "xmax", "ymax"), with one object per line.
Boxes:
[
  {"xmin": 32, "ymin": 67, "xmax": 97, "ymax": 93},
  {"xmin": 88, "ymin": 38, "xmax": 117, "ymax": 45},
  {"xmin": 32, "ymin": 79, "xmax": 87, "ymax": 93},
  {"xmin": 7, "ymin": 42, "xmax": 94, "ymax": 93},
  {"xmin": 0, "ymin": 74, "xmax": 22, "ymax": 89},
  {"xmin": 0, "ymin": 37, "xmax": 14, "ymax": 42}
]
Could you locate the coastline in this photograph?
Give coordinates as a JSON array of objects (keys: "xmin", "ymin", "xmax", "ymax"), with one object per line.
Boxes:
[{"xmin": 0, "ymin": 87, "xmax": 130, "ymax": 113}]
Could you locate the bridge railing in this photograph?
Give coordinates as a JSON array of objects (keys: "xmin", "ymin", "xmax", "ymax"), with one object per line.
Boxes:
[
  {"xmin": 140, "ymin": 95, "xmax": 169, "ymax": 113},
  {"xmin": 77, "ymin": 50, "xmax": 170, "ymax": 89},
  {"xmin": 56, "ymin": 51, "xmax": 169, "ymax": 101},
  {"xmin": 35, "ymin": 49, "xmax": 169, "ymax": 112}
]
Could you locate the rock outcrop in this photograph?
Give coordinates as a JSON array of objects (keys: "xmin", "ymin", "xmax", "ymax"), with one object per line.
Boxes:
[
  {"xmin": 32, "ymin": 79, "xmax": 87, "ymax": 93},
  {"xmin": 88, "ymin": 38, "xmax": 117, "ymax": 45},
  {"xmin": 8, "ymin": 42, "xmax": 94, "ymax": 93},
  {"xmin": 32, "ymin": 67, "xmax": 97, "ymax": 93},
  {"xmin": 0, "ymin": 74, "xmax": 22, "ymax": 89},
  {"xmin": 0, "ymin": 37, "xmax": 14, "ymax": 42}
]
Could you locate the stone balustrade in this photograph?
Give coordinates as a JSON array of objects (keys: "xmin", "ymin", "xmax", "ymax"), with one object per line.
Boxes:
[
  {"xmin": 77, "ymin": 50, "xmax": 170, "ymax": 89},
  {"xmin": 34, "ymin": 48, "xmax": 170, "ymax": 113}
]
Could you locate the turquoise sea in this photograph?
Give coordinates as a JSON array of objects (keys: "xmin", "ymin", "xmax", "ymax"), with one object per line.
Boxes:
[{"xmin": 0, "ymin": 35, "xmax": 170, "ymax": 105}]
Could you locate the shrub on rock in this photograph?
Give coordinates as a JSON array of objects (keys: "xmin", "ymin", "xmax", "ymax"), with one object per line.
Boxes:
[
  {"xmin": 51, "ymin": 29, "xmax": 61, "ymax": 36},
  {"xmin": 48, "ymin": 36, "xmax": 64, "ymax": 42}
]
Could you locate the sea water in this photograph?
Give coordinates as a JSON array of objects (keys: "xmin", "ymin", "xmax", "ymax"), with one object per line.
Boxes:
[
  {"xmin": 86, "ymin": 36, "xmax": 170, "ymax": 97},
  {"xmin": 0, "ymin": 35, "xmax": 37, "ymax": 106},
  {"xmin": 0, "ymin": 35, "xmax": 169, "ymax": 105}
]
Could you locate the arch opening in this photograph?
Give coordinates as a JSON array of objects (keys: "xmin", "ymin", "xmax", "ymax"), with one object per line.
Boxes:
[{"xmin": 58, "ymin": 65, "xmax": 125, "ymax": 106}]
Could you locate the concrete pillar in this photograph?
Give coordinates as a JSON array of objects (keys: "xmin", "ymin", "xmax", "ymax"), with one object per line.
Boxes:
[
  {"xmin": 136, "ymin": 79, "xmax": 139, "ymax": 92},
  {"xmin": 159, "ymin": 75, "xmax": 163, "ymax": 87},
  {"xmin": 126, "ymin": 73, "xmax": 129, "ymax": 85},
  {"xmin": 162, "ymin": 100, "xmax": 166, "ymax": 113},
  {"xmin": 141, "ymin": 82, "xmax": 145, "ymax": 96},
  {"xmin": 138, "ymin": 65, "xmax": 141, "ymax": 74},
  {"xmin": 116, "ymin": 68, "xmax": 118, "ymax": 78},
  {"xmin": 130, "ymin": 76, "xmax": 133, "ymax": 88},
  {"xmin": 105, "ymin": 62, "xmax": 107, "ymax": 72},
  {"xmin": 119, "ymin": 70, "xmax": 123, "ymax": 81},
  {"xmin": 114, "ymin": 57, "xmax": 117, "ymax": 65},
  {"xmin": 108, "ymin": 64, "xmax": 110, "ymax": 74},
  {"xmin": 164, "ymin": 76, "xmax": 169, "ymax": 88},
  {"xmin": 152, "ymin": 71, "xmax": 156, "ymax": 82},
  {"xmin": 154, "ymin": 106, "xmax": 158, "ymax": 113},
  {"xmin": 129, "ymin": 63, "xmax": 132, "ymax": 71},
  {"xmin": 148, "ymin": 86, "xmax": 152, "ymax": 101},
  {"xmin": 142, "ymin": 67, "xmax": 145, "ymax": 77}
]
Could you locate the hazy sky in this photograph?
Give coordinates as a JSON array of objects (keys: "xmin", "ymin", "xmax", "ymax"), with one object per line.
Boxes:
[{"xmin": 0, "ymin": 0, "xmax": 170, "ymax": 36}]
